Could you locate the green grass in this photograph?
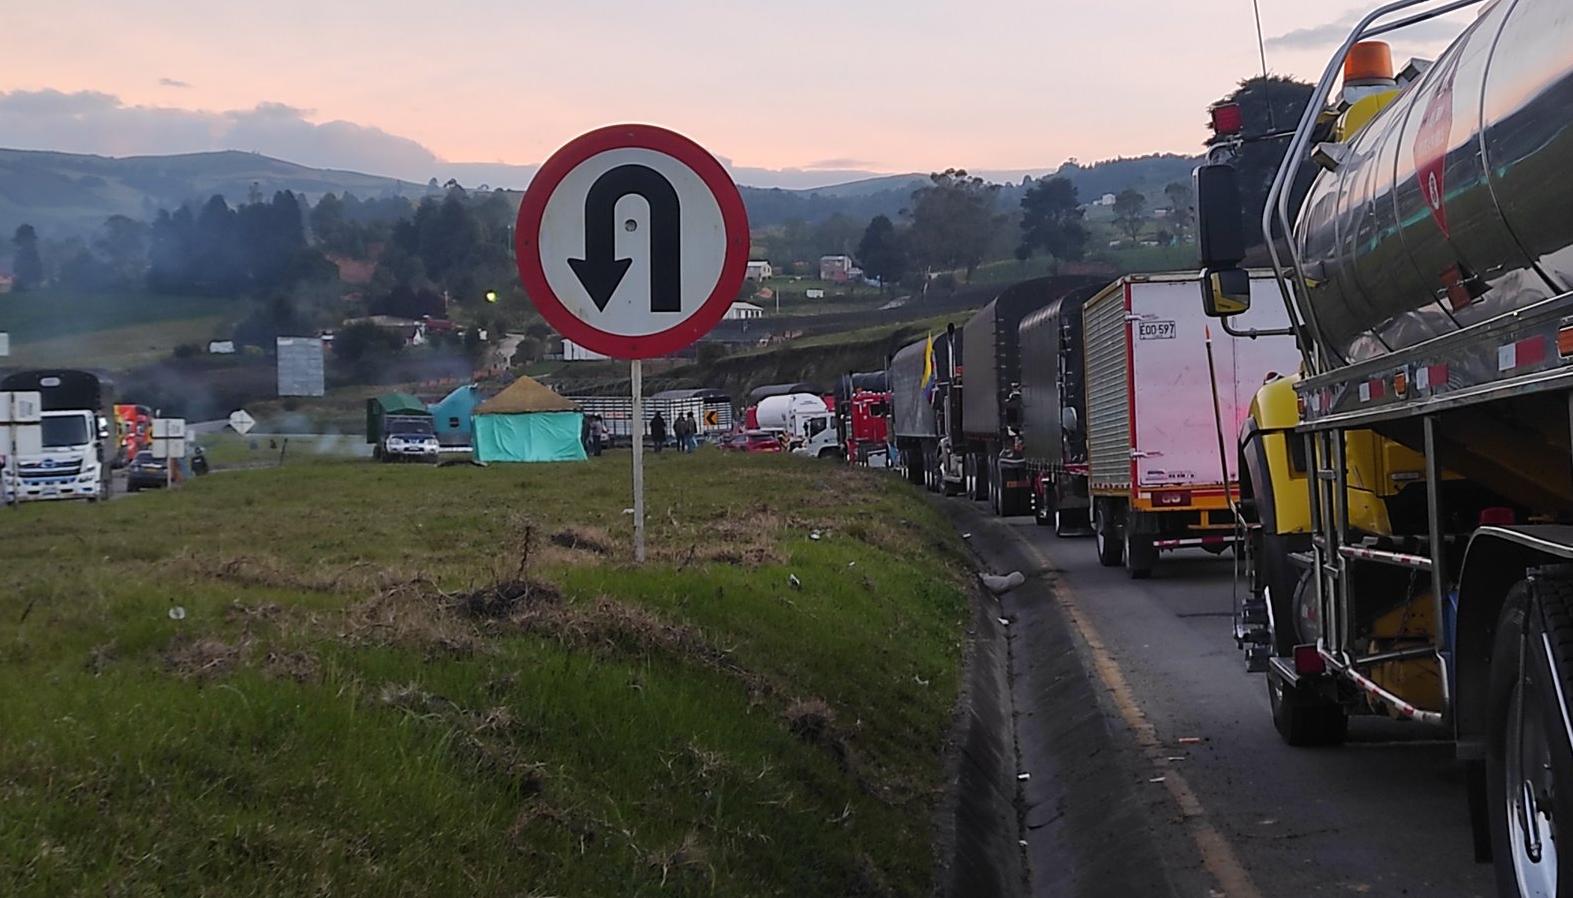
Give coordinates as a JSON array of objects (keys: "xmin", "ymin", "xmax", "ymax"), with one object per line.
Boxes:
[
  {"xmin": 0, "ymin": 452, "xmax": 970, "ymax": 896},
  {"xmin": 1, "ymin": 289, "xmax": 247, "ymax": 370}
]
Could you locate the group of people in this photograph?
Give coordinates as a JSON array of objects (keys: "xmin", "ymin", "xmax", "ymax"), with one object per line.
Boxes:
[{"xmin": 648, "ymin": 411, "xmax": 702, "ymax": 453}]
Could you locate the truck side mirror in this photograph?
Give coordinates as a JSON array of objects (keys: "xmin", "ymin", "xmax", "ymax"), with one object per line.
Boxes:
[
  {"xmin": 1061, "ymin": 407, "xmax": 1079, "ymax": 434},
  {"xmin": 1195, "ymin": 163, "xmax": 1245, "ymax": 270},
  {"xmin": 1201, "ymin": 268, "xmax": 1252, "ymax": 317}
]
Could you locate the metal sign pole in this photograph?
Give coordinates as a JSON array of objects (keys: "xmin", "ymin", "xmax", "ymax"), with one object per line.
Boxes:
[{"xmin": 631, "ymin": 358, "xmax": 646, "ymax": 563}]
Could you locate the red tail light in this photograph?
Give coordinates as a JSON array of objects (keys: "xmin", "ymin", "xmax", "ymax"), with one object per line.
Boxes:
[
  {"xmin": 1293, "ymin": 644, "xmax": 1326, "ymax": 676},
  {"xmin": 1210, "ymin": 103, "xmax": 1244, "ymax": 136},
  {"xmin": 1479, "ymin": 507, "xmax": 1516, "ymax": 526}
]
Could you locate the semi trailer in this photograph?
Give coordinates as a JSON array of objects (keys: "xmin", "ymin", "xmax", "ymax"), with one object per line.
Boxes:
[
  {"xmin": 1194, "ymin": 0, "xmax": 1573, "ymax": 892},
  {"xmin": 1018, "ymin": 284, "xmax": 1102, "ymax": 535},
  {"xmin": 959, "ymin": 276, "xmax": 1099, "ymax": 516},
  {"xmin": 888, "ymin": 328, "xmax": 963, "ymax": 493}
]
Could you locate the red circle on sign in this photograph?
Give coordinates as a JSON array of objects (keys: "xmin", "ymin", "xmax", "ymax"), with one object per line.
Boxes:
[{"xmin": 514, "ymin": 124, "xmax": 750, "ymax": 360}]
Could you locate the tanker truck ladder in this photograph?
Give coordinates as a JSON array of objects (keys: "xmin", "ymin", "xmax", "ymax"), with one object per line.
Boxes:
[{"xmin": 1296, "ymin": 418, "xmax": 1452, "ymax": 724}]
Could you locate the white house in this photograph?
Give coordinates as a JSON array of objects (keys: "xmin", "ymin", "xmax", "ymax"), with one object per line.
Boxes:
[
  {"xmin": 725, "ymin": 301, "xmax": 764, "ymax": 321},
  {"xmin": 745, "ymin": 260, "xmax": 773, "ymax": 281},
  {"xmin": 562, "ymin": 338, "xmax": 610, "ymax": 361},
  {"xmin": 1095, "ymin": 193, "xmax": 1117, "ymax": 206}
]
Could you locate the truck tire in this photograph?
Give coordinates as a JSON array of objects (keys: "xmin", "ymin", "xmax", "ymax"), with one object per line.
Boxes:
[
  {"xmin": 970, "ymin": 453, "xmax": 990, "ymax": 502},
  {"xmin": 1267, "ymin": 663, "xmax": 1348, "ymax": 746},
  {"xmin": 1055, "ymin": 508, "xmax": 1089, "ymax": 538},
  {"xmin": 1034, "ymin": 479, "xmax": 1054, "ymax": 527},
  {"xmin": 1124, "ymin": 524, "xmax": 1156, "ymax": 580},
  {"xmin": 1487, "ymin": 574, "xmax": 1573, "ymax": 898},
  {"xmin": 1093, "ymin": 499, "xmax": 1123, "ymax": 568}
]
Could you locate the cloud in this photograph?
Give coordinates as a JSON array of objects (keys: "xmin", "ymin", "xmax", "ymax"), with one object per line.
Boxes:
[
  {"xmin": 158, "ymin": 77, "xmax": 191, "ymax": 89},
  {"xmin": 803, "ymin": 157, "xmax": 878, "ymax": 171},
  {"xmin": 0, "ymin": 88, "xmax": 441, "ymax": 181},
  {"xmin": 0, "ymin": 88, "xmax": 895, "ymax": 191},
  {"xmin": 1266, "ymin": 9, "xmax": 1466, "ymax": 50}
]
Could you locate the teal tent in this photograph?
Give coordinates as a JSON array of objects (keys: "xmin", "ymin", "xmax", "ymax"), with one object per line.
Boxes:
[
  {"xmin": 429, "ymin": 384, "xmax": 480, "ymax": 446},
  {"xmin": 472, "ymin": 376, "xmax": 587, "ymax": 463}
]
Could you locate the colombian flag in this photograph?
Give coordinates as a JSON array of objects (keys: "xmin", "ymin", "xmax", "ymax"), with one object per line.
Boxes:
[{"xmin": 921, "ymin": 333, "xmax": 936, "ymax": 400}]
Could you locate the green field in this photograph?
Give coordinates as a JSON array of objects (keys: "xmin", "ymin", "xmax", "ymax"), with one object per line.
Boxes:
[
  {"xmin": 1, "ymin": 289, "xmax": 246, "ymax": 369},
  {"xmin": 0, "ymin": 452, "xmax": 970, "ymax": 896}
]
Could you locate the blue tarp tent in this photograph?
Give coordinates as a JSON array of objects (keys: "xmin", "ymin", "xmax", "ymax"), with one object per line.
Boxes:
[
  {"xmin": 472, "ymin": 376, "xmax": 586, "ymax": 463},
  {"xmin": 429, "ymin": 384, "xmax": 480, "ymax": 446}
]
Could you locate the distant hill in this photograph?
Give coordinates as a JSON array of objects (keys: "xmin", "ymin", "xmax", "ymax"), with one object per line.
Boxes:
[
  {"xmin": 0, "ymin": 147, "xmax": 1203, "ymax": 239},
  {"xmin": 0, "ymin": 148, "xmax": 428, "ymax": 238}
]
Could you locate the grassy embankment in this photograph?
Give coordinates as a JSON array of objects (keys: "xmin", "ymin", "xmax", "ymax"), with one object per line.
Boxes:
[
  {"xmin": 1, "ymin": 289, "xmax": 247, "ymax": 370},
  {"xmin": 0, "ymin": 451, "xmax": 971, "ymax": 897}
]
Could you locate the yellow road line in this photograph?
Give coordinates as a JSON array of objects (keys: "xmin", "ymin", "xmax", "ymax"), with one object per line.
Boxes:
[{"xmin": 1014, "ymin": 535, "xmax": 1263, "ymax": 898}]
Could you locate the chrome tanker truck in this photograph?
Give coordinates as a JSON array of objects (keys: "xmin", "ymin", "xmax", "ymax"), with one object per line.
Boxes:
[{"xmin": 1195, "ymin": 0, "xmax": 1573, "ymax": 893}]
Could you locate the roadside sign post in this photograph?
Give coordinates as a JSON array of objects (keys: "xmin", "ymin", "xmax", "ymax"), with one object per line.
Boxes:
[
  {"xmin": 152, "ymin": 418, "xmax": 187, "ymax": 489},
  {"xmin": 229, "ymin": 409, "xmax": 255, "ymax": 435},
  {"xmin": 515, "ymin": 124, "xmax": 749, "ymax": 562},
  {"xmin": 1, "ymin": 391, "xmax": 42, "ymax": 509}
]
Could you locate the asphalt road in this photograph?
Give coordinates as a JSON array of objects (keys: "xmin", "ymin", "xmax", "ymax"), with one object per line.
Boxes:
[{"xmin": 947, "ymin": 498, "xmax": 1495, "ymax": 898}]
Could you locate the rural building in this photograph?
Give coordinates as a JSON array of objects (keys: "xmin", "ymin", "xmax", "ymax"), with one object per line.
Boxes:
[
  {"xmin": 562, "ymin": 338, "xmax": 610, "ymax": 362},
  {"xmin": 473, "ymin": 376, "xmax": 587, "ymax": 463},
  {"xmin": 745, "ymin": 260, "xmax": 773, "ymax": 281},
  {"xmin": 819, "ymin": 255, "xmax": 860, "ymax": 282},
  {"xmin": 725, "ymin": 301, "xmax": 764, "ymax": 320},
  {"xmin": 1095, "ymin": 193, "xmax": 1117, "ymax": 206}
]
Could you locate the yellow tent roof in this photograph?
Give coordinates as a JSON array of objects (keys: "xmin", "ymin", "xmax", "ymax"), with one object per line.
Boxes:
[{"xmin": 475, "ymin": 375, "xmax": 580, "ymax": 415}]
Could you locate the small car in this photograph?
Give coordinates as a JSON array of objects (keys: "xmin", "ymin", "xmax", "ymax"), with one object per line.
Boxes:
[
  {"xmin": 126, "ymin": 445, "xmax": 209, "ymax": 491},
  {"xmin": 738, "ymin": 430, "xmax": 784, "ymax": 454}
]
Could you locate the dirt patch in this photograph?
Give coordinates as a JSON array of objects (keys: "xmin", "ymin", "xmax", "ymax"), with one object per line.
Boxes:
[
  {"xmin": 343, "ymin": 583, "xmax": 484, "ymax": 657},
  {"xmin": 262, "ymin": 649, "xmax": 320, "ymax": 682},
  {"xmin": 164, "ymin": 635, "xmax": 245, "ymax": 679},
  {"xmin": 784, "ymin": 698, "xmax": 837, "ymax": 744},
  {"xmin": 455, "ymin": 579, "xmax": 561, "ymax": 620},
  {"xmin": 548, "ymin": 527, "xmax": 614, "ymax": 556},
  {"xmin": 657, "ymin": 513, "xmax": 786, "ymax": 569}
]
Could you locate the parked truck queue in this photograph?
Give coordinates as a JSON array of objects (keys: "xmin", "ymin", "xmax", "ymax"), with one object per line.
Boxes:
[{"xmin": 878, "ymin": 0, "xmax": 1573, "ymax": 894}]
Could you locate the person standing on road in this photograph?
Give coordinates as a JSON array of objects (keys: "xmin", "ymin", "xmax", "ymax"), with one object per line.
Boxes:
[
  {"xmin": 679, "ymin": 412, "xmax": 696, "ymax": 453},
  {"xmin": 650, "ymin": 411, "xmax": 667, "ymax": 453},
  {"xmin": 672, "ymin": 412, "xmax": 688, "ymax": 454},
  {"xmin": 687, "ymin": 412, "xmax": 701, "ymax": 452}
]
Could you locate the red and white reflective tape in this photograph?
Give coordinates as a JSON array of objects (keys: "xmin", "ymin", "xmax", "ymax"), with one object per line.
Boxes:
[
  {"xmin": 1337, "ymin": 656, "xmax": 1443, "ymax": 724},
  {"xmin": 1337, "ymin": 545, "xmax": 1432, "ymax": 570},
  {"xmin": 1498, "ymin": 336, "xmax": 1548, "ymax": 372},
  {"xmin": 1152, "ymin": 535, "xmax": 1236, "ymax": 550}
]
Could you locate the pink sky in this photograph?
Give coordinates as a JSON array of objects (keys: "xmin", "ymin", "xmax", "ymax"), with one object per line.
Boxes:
[{"xmin": 4, "ymin": 0, "xmax": 1470, "ymax": 183}]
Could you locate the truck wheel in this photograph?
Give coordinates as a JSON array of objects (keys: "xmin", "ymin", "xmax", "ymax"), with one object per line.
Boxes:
[
  {"xmin": 1055, "ymin": 508, "xmax": 1088, "ymax": 538},
  {"xmin": 1124, "ymin": 526, "xmax": 1156, "ymax": 580},
  {"xmin": 1034, "ymin": 482, "xmax": 1054, "ymax": 527},
  {"xmin": 1093, "ymin": 500, "xmax": 1123, "ymax": 567},
  {"xmin": 970, "ymin": 454, "xmax": 989, "ymax": 502},
  {"xmin": 1267, "ymin": 664, "xmax": 1348, "ymax": 747},
  {"xmin": 1487, "ymin": 574, "xmax": 1573, "ymax": 898}
]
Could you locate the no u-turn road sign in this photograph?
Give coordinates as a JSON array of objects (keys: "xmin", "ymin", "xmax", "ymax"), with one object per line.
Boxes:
[{"xmin": 515, "ymin": 124, "xmax": 750, "ymax": 360}]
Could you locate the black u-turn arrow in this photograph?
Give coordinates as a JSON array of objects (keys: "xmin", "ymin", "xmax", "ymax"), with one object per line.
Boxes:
[{"xmin": 568, "ymin": 164, "xmax": 681, "ymax": 313}]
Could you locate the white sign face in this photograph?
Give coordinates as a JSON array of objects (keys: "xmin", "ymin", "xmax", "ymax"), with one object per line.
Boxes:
[
  {"xmin": 0, "ymin": 332, "xmax": 9, "ymax": 357},
  {"xmin": 152, "ymin": 418, "xmax": 187, "ymax": 439},
  {"xmin": 537, "ymin": 148, "xmax": 727, "ymax": 338},
  {"xmin": 152, "ymin": 437, "xmax": 186, "ymax": 460},
  {"xmin": 515, "ymin": 125, "xmax": 748, "ymax": 360},
  {"xmin": 0, "ymin": 391, "xmax": 43, "ymax": 425},
  {"xmin": 229, "ymin": 409, "xmax": 256, "ymax": 435}
]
